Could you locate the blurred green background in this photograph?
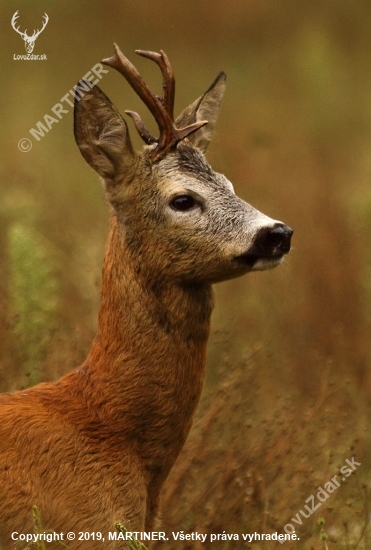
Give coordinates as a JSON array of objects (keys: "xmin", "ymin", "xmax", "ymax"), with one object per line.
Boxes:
[{"xmin": 1, "ymin": 0, "xmax": 371, "ymax": 546}]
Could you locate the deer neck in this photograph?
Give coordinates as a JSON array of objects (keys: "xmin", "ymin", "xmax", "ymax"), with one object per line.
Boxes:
[{"xmin": 82, "ymin": 214, "xmax": 214, "ymax": 470}]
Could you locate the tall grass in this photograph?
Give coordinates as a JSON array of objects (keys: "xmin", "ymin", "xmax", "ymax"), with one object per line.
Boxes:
[{"xmin": 154, "ymin": 353, "xmax": 371, "ymax": 549}]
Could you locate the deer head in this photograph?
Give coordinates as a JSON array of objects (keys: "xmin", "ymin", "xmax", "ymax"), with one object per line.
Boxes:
[
  {"xmin": 11, "ymin": 11, "xmax": 48, "ymax": 54},
  {"xmin": 74, "ymin": 45, "xmax": 292, "ymax": 286}
]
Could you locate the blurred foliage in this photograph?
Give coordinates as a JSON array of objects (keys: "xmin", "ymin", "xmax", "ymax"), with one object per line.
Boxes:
[
  {"xmin": 155, "ymin": 354, "xmax": 370, "ymax": 549},
  {"xmin": 1, "ymin": 0, "xmax": 371, "ymax": 546},
  {"xmin": 8, "ymin": 220, "xmax": 58, "ymax": 386}
]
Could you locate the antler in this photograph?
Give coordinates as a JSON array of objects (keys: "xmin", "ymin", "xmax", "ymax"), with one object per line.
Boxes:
[
  {"xmin": 11, "ymin": 11, "xmax": 48, "ymax": 40},
  {"xmin": 11, "ymin": 11, "xmax": 26, "ymax": 39},
  {"xmin": 32, "ymin": 13, "xmax": 49, "ymax": 39},
  {"xmin": 102, "ymin": 44, "xmax": 208, "ymax": 162}
]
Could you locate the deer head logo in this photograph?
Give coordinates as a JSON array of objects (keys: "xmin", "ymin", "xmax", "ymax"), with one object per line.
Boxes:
[{"xmin": 11, "ymin": 11, "xmax": 49, "ymax": 54}]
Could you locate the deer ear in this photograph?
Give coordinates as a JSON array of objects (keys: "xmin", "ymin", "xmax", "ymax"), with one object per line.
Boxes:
[
  {"xmin": 176, "ymin": 72, "xmax": 226, "ymax": 153},
  {"xmin": 74, "ymin": 83, "xmax": 137, "ymax": 182}
]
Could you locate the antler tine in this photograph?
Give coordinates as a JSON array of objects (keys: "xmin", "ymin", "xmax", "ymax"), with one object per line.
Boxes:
[
  {"xmin": 135, "ymin": 50, "xmax": 175, "ymax": 118},
  {"xmin": 125, "ymin": 110, "xmax": 158, "ymax": 145},
  {"xmin": 38, "ymin": 13, "xmax": 49, "ymax": 33},
  {"xmin": 102, "ymin": 44, "xmax": 169, "ymax": 136},
  {"xmin": 34, "ymin": 13, "xmax": 48, "ymax": 36},
  {"xmin": 11, "ymin": 11, "xmax": 26, "ymax": 37}
]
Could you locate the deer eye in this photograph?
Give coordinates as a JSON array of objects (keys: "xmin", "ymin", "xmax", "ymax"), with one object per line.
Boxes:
[{"xmin": 170, "ymin": 195, "xmax": 197, "ymax": 211}]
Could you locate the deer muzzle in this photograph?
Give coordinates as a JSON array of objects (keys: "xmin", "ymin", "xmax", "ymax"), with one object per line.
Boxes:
[{"xmin": 235, "ymin": 223, "xmax": 293, "ymax": 269}]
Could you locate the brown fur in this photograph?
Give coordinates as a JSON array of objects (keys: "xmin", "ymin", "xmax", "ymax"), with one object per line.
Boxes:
[{"xmin": 0, "ymin": 49, "xmax": 291, "ymax": 548}]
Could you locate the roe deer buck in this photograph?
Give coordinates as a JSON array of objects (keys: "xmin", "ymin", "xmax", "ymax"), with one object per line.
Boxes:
[{"xmin": 0, "ymin": 45, "xmax": 292, "ymax": 547}]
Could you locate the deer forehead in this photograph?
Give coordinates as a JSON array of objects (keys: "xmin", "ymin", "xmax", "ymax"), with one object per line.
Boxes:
[
  {"xmin": 156, "ymin": 172, "xmax": 234, "ymax": 200},
  {"xmin": 149, "ymin": 146, "xmax": 235, "ymax": 199}
]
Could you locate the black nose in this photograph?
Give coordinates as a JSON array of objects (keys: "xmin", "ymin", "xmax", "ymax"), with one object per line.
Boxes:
[
  {"xmin": 255, "ymin": 223, "xmax": 293, "ymax": 254},
  {"xmin": 235, "ymin": 222, "xmax": 293, "ymax": 267},
  {"xmin": 262, "ymin": 223, "xmax": 293, "ymax": 254}
]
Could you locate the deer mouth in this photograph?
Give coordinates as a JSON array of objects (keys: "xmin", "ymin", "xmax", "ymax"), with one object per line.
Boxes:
[{"xmin": 235, "ymin": 251, "xmax": 285, "ymax": 269}]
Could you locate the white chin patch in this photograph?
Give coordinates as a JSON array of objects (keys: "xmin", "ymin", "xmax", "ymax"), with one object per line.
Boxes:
[{"xmin": 251, "ymin": 256, "xmax": 284, "ymax": 271}]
